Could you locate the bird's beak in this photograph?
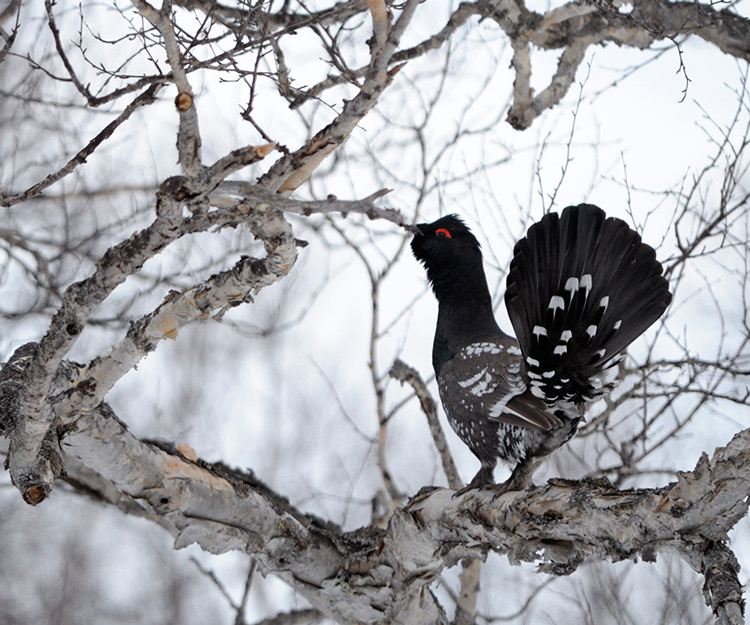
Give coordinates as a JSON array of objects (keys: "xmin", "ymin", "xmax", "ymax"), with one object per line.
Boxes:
[{"xmin": 407, "ymin": 224, "xmax": 423, "ymax": 236}]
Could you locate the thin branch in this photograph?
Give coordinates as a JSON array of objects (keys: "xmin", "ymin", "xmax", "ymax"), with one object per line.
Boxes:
[
  {"xmin": 0, "ymin": 85, "xmax": 162, "ymax": 208},
  {"xmin": 132, "ymin": 0, "xmax": 202, "ymax": 175},
  {"xmin": 389, "ymin": 359, "xmax": 462, "ymax": 490}
]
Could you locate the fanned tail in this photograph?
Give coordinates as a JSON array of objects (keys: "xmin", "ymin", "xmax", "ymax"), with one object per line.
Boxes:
[{"xmin": 504, "ymin": 203, "xmax": 672, "ymax": 406}]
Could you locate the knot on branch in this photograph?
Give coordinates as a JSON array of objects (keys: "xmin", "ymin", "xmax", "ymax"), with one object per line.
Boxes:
[
  {"xmin": 1, "ymin": 346, "xmax": 89, "ymax": 505},
  {"xmin": 22, "ymin": 483, "xmax": 51, "ymax": 506},
  {"xmin": 10, "ymin": 416, "xmax": 65, "ymax": 506},
  {"xmin": 507, "ymin": 106, "xmax": 534, "ymax": 131},
  {"xmin": 157, "ymin": 176, "xmax": 199, "ymax": 222},
  {"xmin": 159, "ymin": 175, "xmax": 200, "ymax": 204},
  {"xmin": 174, "ymin": 92, "xmax": 193, "ymax": 112}
]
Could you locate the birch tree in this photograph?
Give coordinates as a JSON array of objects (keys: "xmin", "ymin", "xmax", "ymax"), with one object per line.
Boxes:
[{"xmin": 1, "ymin": 0, "xmax": 749, "ymax": 623}]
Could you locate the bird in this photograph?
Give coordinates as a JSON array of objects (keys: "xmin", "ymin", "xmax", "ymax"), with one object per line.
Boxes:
[{"xmin": 410, "ymin": 203, "xmax": 672, "ymax": 491}]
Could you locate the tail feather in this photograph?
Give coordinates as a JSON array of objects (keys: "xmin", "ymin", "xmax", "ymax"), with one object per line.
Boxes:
[{"xmin": 505, "ymin": 204, "xmax": 671, "ymax": 406}]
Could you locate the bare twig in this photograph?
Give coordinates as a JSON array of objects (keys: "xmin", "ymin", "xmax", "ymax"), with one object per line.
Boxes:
[
  {"xmin": 132, "ymin": 0, "xmax": 202, "ymax": 175},
  {"xmin": 389, "ymin": 359, "xmax": 461, "ymax": 489},
  {"xmin": 0, "ymin": 85, "xmax": 162, "ymax": 208}
]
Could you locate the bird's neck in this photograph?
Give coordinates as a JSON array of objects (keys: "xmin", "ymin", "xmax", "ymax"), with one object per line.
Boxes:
[{"xmin": 431, "ymin": 265, "xmax": 506, "ymax": 373}]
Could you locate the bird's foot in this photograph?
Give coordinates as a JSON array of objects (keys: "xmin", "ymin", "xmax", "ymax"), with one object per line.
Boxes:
[
  {"xmin": 492, "ymin": 473, "xmax": 532, "ymax": 495},
  {"xmin": 453, "ymin": 465, "xmax": 495, "ymax": 497},
  {"xmin": 492, "ymin": 458, "xmax": 541, "ymax": 495}
]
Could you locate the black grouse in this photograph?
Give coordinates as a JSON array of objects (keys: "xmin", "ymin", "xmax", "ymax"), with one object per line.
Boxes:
[{"xmin": 411, "ymin": 204, "xmax": 672, "ymax": 490}]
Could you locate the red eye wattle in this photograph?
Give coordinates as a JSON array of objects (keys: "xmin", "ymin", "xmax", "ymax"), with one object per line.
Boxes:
[{"xmin": 435, "ymin": 228, "xmax": 452, "ymax": 238}]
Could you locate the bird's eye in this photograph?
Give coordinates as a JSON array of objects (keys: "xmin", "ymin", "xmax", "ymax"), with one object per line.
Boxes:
[{"xmin": 435, "ymin": 228, "xmax": 452, "ymax": 238}]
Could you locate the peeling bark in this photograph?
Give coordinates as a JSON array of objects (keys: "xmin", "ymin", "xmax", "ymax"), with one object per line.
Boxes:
[{"xmin": 31, "ymin": 389, "xmax": 749, "ymax": 624}]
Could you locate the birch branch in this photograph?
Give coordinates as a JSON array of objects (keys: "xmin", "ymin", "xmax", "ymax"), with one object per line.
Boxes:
[
  {"xmin": 389, "ymin": 360, "xmax": 461, "ymax": 490},
  {"xmin": 132, "ymin": 0, "xmax": 202, "ymax": 175},
  {"xmin": 260, "ymin": 0, "xmax": 421, "ymax": 193},
  {"xmin": 4, "ymin": 165, "xmax": 283, "ymax": 503},
  {"xmin": 270, "ymin": 0, "xmax": 750, "ymax": 130},
  {"xmin": 55, "ymin": 185, "xmax": 410, "ymax": 430},
  {"xmin": 214, "ymin": 182, "xmax": 411, "ymax": 230},
  {"xmin": 6, "ymin": 180, "xmax": 188, "ymax": 504},
  {"xmin": 57, "ymin": 206, "xmax": 297, "ymax": 419},
  {"xmin": 0, "ymin": 85, "xmax": 162, "ymax": 208},
  {"xmin": 368, "ymin": 0, "xmax": 389, "ymax": 53},
  {"xmin": 3, "ymin": 177, "xmax": 413, "ymax": 504},
  {"xmin": 290, "ymin": 2, "xmax": 477, "ymax": 109},
  {"xmin": 48, "ymin": 393, "xmax": 750, "ymax": 624},
  {"xmin": 699, "ymin": 541, "xmax": 746, "ymax": 625}
]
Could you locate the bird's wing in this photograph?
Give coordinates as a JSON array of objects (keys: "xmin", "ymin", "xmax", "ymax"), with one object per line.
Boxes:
[{"xmin": 438, "ymin": 341, "xmax": 562, "ymax": 431}]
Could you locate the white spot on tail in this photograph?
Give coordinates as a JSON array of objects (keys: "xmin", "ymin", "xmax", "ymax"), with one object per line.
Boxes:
[
  {"xmin": 599, "ymin": 296, "xmax": 609, "ymax": 310},
  {"xmin": 554, "ymin": 345, "xmax": 567, "ymax": 355},
  {"xmin": 581, "ymin": 274, "xmax": 593, "ymax": 294},
  {"xmin": 530, "ymin": 384, "xmax": 545, "ymax": 399},
  {"xmin": 533, "ymin": 325, "xmax": 548, "ymax": 338},
  {"xmin": 560, "ymin": 330, "xmax": 572, "ymax": 342},
  {"xmin": 548, "ymin": 295, "xmax": 565, "ymax": 311},
  {"xmin": 526, "ymin": 356, "xmax": 540, "ymax": 367},
  {"xmin": 586, "ymin": 325, "xmax": 597, "ymax": 338}
]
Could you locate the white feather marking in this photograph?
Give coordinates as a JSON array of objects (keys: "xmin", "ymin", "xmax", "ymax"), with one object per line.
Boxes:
[
  {"xmin": 471, "ymin": 372, "xmax": 495, "ymax": 396},
  {"xmin": 458, "ymin": 367, "xmax": 487, "ymax": 389},
  {"xmin": 581, "ymin": 274, "xmax": 593, "ymax": 294},
  {"xmin": 560, "ymin": 330, "xmax": 572, "ymax": 342},
  {"xmin": 548, "ymin": 295, "xmax": 565, "ymax": 311},
  {"xmin": 586, "ymin": 325, "xmax": 597, "ymax": 338},
  {"xmin": 464, "ymin": 342, "xmax": 504, "ymax": 357},
  {"xmin": 533, "ymin": 325, "xmax": 548, "ymax": 338},
  {"xmin": 530, "ymin": 385, "xmax": 545, "ymax": 399},
  {"xmin": 554, "ymin": 345, "xmax": 567, "ymax": 355}
]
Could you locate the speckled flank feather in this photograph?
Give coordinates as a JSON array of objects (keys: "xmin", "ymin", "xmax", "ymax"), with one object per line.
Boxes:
[
  {"xmin": 411, "ymin": 205, "xmax": 671, "ymax": 488},
  {"xmin": 437, "ymin": 339, "xmax": 566, "ymax": 466}
]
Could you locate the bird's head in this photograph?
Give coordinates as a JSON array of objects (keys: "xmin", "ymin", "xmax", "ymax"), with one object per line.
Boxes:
[
  {"xmin": 410, "ymin": 214, "xmax": 481, "ymax": 265},
  {"xmin": 410, "ymin": 214, "xmax": 485, "ymax": 296}
]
